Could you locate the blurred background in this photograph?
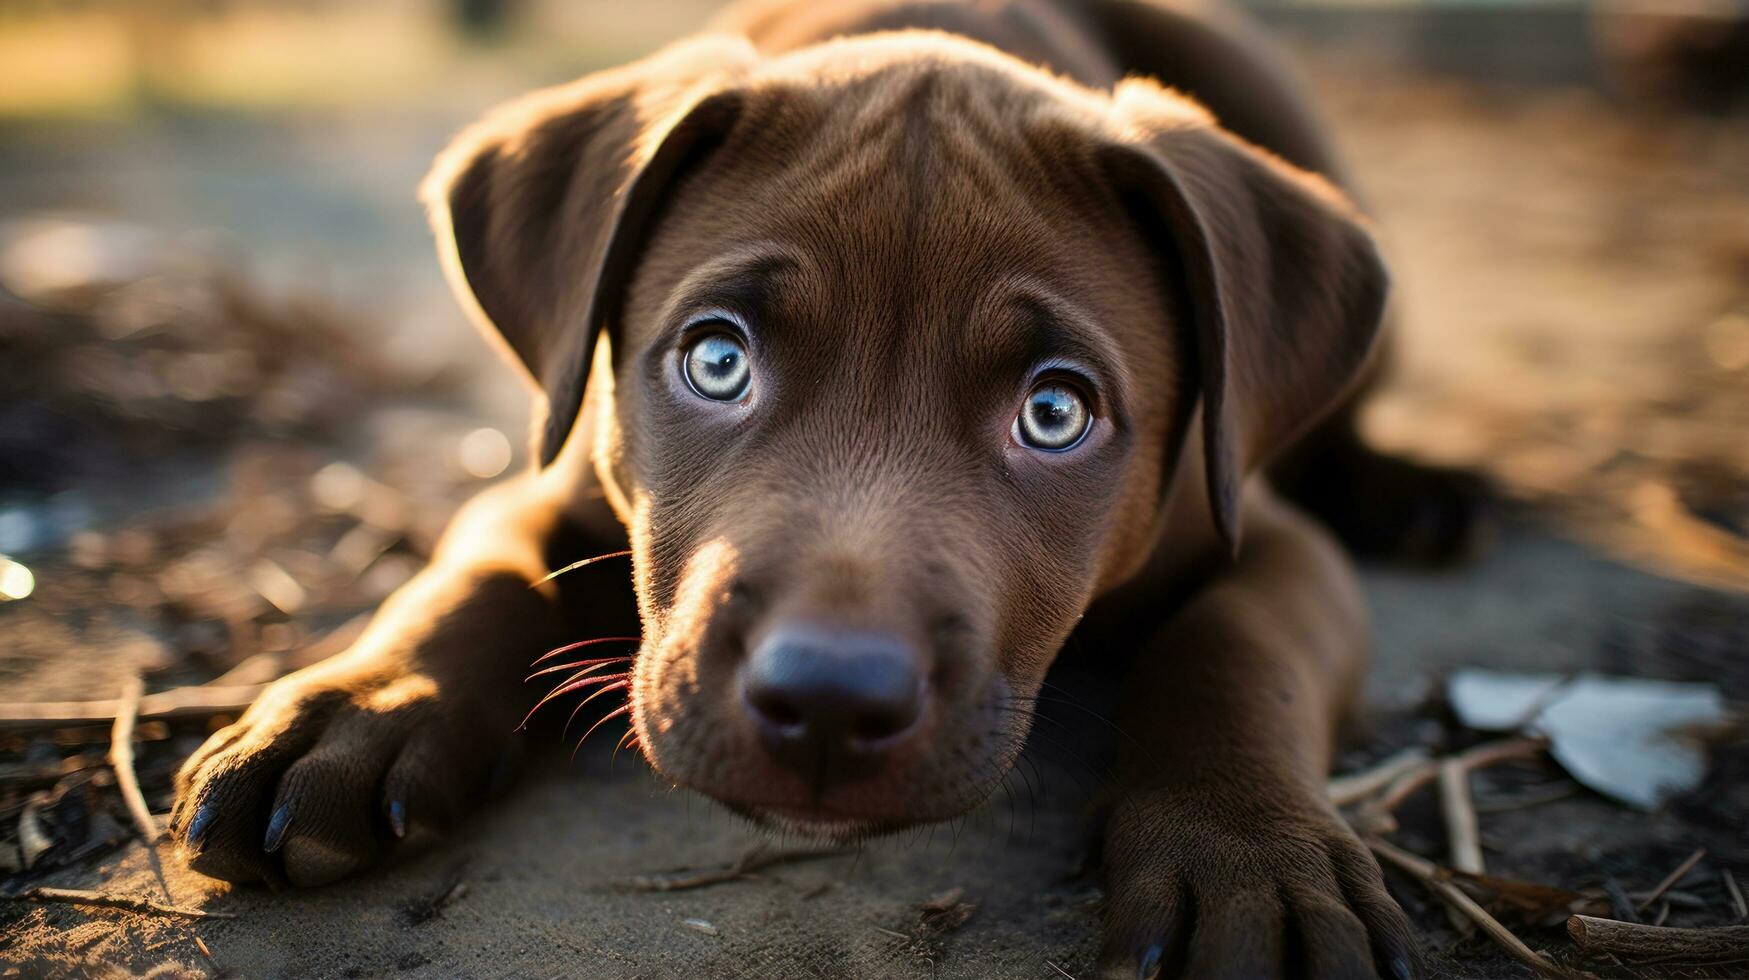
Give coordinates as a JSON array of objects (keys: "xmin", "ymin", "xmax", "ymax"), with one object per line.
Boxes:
[{"xmin": 1, "ymin": 1, "xmax": 1746, "ymax": 977}]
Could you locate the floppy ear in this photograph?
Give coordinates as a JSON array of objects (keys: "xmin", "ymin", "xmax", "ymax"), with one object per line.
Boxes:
[
  {"xmin": 1103, "ymin": 81, "xmax": 1389, "ymax": 552},
  {"xmin": 423, "ymin": 35, "xmax": 756, "ymax": 466}
]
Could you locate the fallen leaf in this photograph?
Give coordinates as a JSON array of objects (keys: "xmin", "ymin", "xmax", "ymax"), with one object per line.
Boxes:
[
  {"xmin": 920, "ymin": 888, "xmax": 965, "ymax": 913},
  {"xmin": 1449, "ymin": 669, "xmax": 1728, "ymax": 809},
  {"xmin": 918, "ymin": 887, "xmax": 976, "ymax": 934}
]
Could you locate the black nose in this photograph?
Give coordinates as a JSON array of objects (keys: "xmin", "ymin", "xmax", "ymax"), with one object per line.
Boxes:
[{"xmin": 741, "ymin": 624, "xmax": 925, "ymax": 770}]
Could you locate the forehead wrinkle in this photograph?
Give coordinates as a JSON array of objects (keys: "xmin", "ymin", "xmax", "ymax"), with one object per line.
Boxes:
[
  {"xmin": 703, "ymin": 85, "xmax": 880, "ymax": 204},
  {"xmin": 971, "ymin": 276, "xmax": 1134, "ymax": 418},
  {"xmin": 727, "ymin": 70, "xmax": 944, "ymax": 212},
  {"xmin": 748, "ymin": 66, "xmax": 1054, "ymax": 225},
  {"xmin": 804, "ymin": 133, "xmax": 1067, "ymax": 325},
  {"xmin": 1002, "ymin": 276, "xmax": 1124, "ymax": 369},
  {"xmin": 937, "ymin": 95, "xmax": 1058, "ymax": 200},
  {"xmin": 789, "ymin": 54, "xmax": 1105, "ymax": 214},
  {"xmin": 657, "ymin": 247, "xmax": 808, "ymax": 328}
]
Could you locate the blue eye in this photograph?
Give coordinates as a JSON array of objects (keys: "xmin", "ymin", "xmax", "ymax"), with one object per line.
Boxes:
[
  {"xmin": 682, "ymin": 331, "xmax": 751, "ymax": 401},
  {"xmin": 1016, "ymin": 381, "xmax": 1090, "ymax": 451}
]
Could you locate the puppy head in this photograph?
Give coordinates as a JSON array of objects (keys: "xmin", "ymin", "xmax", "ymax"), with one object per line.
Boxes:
[{"xmin": 425, "ymin": 33, "xmax": 1385, "ymax": 836}]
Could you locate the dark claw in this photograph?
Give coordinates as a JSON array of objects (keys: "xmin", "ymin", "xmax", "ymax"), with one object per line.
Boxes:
[
  {"xmin": 184, "ymin": 801, "xmax": 217, "ymax": 848},
  {"xmin": 1378, "ymin": 928, "xmax": 1418, "ymax": 980},
  {"xmin": 1377, "ymin": 931, "xmax": 1418, "ymax": 980},
  {"xmin": 1138, "ymin": 944, "xmax": 1163, "ymax": 980},
  {"xmin": 387, "ymin": 798, "xmax": 407, "ymax": 839},
  {"xmin": 264, "ymin": 802, "xmax": 294, "ymax": 852}
]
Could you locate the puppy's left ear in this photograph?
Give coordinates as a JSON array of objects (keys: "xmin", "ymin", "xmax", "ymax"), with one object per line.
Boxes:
[
  {"xmin": 423, "ymin": 35, "xmax": 756, "ymax": 466},
  {"xmin": 1103, "ymin": 81, "xmax": 1389, "ymax": 552}
]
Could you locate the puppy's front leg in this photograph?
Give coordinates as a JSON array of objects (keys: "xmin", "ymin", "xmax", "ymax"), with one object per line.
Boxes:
[
  {"xmin": 172, "ymin": 473, "xmax": 616, "ymax": 887},
  {"xmin": 1098, "ymin": 490, "xmax": 1415, "ymax": 980}
]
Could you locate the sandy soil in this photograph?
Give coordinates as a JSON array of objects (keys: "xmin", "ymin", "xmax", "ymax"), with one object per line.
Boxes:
[{"xmin": 3, "ymin": 44, "xmax": 1747, "ymax": 980}]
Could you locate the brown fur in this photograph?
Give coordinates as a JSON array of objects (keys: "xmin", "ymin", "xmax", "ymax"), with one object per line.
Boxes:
[{"xmin": 170, "ymin": 3, "xmax": 1453, "ymax": 976}]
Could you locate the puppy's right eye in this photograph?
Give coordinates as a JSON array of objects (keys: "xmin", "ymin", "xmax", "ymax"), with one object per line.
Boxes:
[{"xmin": 682, "ymin": 331, "xmax": 751, "ymax": 401}]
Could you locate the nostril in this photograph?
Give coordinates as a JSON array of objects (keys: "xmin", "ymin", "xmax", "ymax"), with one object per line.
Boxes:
[
  {"xmin": 849, "ymin": 699, "xmax": 918, "ymax": 743},
  {"xmin": 748, "ymin": 688, "xmax": 805, "ymax": 730}
]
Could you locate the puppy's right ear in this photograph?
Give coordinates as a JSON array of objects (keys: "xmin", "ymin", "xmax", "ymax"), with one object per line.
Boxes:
[{"xmin": 423, "ymin": 36, "xmax": 756, "ymax": 466}]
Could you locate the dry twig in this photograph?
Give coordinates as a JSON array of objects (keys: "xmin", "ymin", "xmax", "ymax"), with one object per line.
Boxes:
[
  {"xmin": 1636, "ymin": 848, "xmax": 1705, "ymax": 913},
  {"xmin": 1437, "ymin": 762, "xmax": 1482, "ymax": 878},
  {"xmin": 107, "ymin": 675, "xmax": 160, "ymax": 843},
  {"xmin": 1567, "ymin": 915, "xmax": 1749, "ymax": 963},
  {"xmin": 1328, "ymin": 748, "xmax": 1430, "ymax": 807},
  {"xmin": 1723, "ymin": 869, "xmax": 1747, "ymax": 921},
  {"xmin": 616, "ymin": 844, "xmax": 845, "ymax": 892},
  {"xmin": 1475, "ymin": 784, "xmax": 1577, "ymax": 814},
  {"xmin": 0, "ymin": 684, "xmax": 266, "ymax": 733},
  {"xmin": 1604, "ymin": 879, "xmax": 1640, "ymax": 924},
  {"xmin": 1367, "ymin": 837, "xmax": 1577, "ymax": 979},
  {"xmin": 9, "ymin": 886, "xmax": 234, "ymax": 920},
  {"xmin": 1364, "ymin": 737, "xmax": 1545, "ymax": 818},
  {"xmin": 873, "ymin": 926, "xmax": 911, "ymax": 941},
  {"xmin": 1437, "ymin": 757, "xmax": 1483, "ymax": 933},
  {"xmin": 1446, "ymin": 868, "xmax": 1585, "ymax": 921}
]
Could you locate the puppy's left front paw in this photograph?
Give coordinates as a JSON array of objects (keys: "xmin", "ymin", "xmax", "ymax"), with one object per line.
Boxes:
[{"xmin": 1097, "ymin": 789, "xmax": 1417, "ymax": 980}]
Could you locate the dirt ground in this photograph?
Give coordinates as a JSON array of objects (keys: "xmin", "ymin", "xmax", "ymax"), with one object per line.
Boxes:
[{"xmin": 2, "ymin": 38, "xmax": 1747, "ymax": 980}]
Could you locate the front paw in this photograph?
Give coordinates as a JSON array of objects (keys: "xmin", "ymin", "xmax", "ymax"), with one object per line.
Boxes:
[
  {"xmin": 170, "ymin": 659, "xmax": 520, "ymax": 887},
  {"xmin": 1098, "ymin": 789, "xmax": 1416, "ymax": 980}
]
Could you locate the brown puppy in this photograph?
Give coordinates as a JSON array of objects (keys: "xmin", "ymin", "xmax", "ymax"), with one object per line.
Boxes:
[{"xmin": 172, "ymin": 2, "xmax": 1444, "ymax": 976}]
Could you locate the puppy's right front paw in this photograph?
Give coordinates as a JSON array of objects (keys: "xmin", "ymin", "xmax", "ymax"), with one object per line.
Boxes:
[{"xmin": 171, "ymin": 662, "xmax": 520, "ymax": 887}]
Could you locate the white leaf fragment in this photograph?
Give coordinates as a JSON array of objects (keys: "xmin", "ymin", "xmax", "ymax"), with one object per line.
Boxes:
[{"xmin": 1448, "ymin": 669, "xmax": 1729, "ymax": 810}]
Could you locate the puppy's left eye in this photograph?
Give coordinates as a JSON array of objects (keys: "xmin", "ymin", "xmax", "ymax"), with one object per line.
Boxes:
[
  {"xmin": 682, "ymin": 331, "xmax": 751, "ymax": 401},
  {"xmin": 1015, "ymin": 381, "xmax": 1090, "ymax": 451}
]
